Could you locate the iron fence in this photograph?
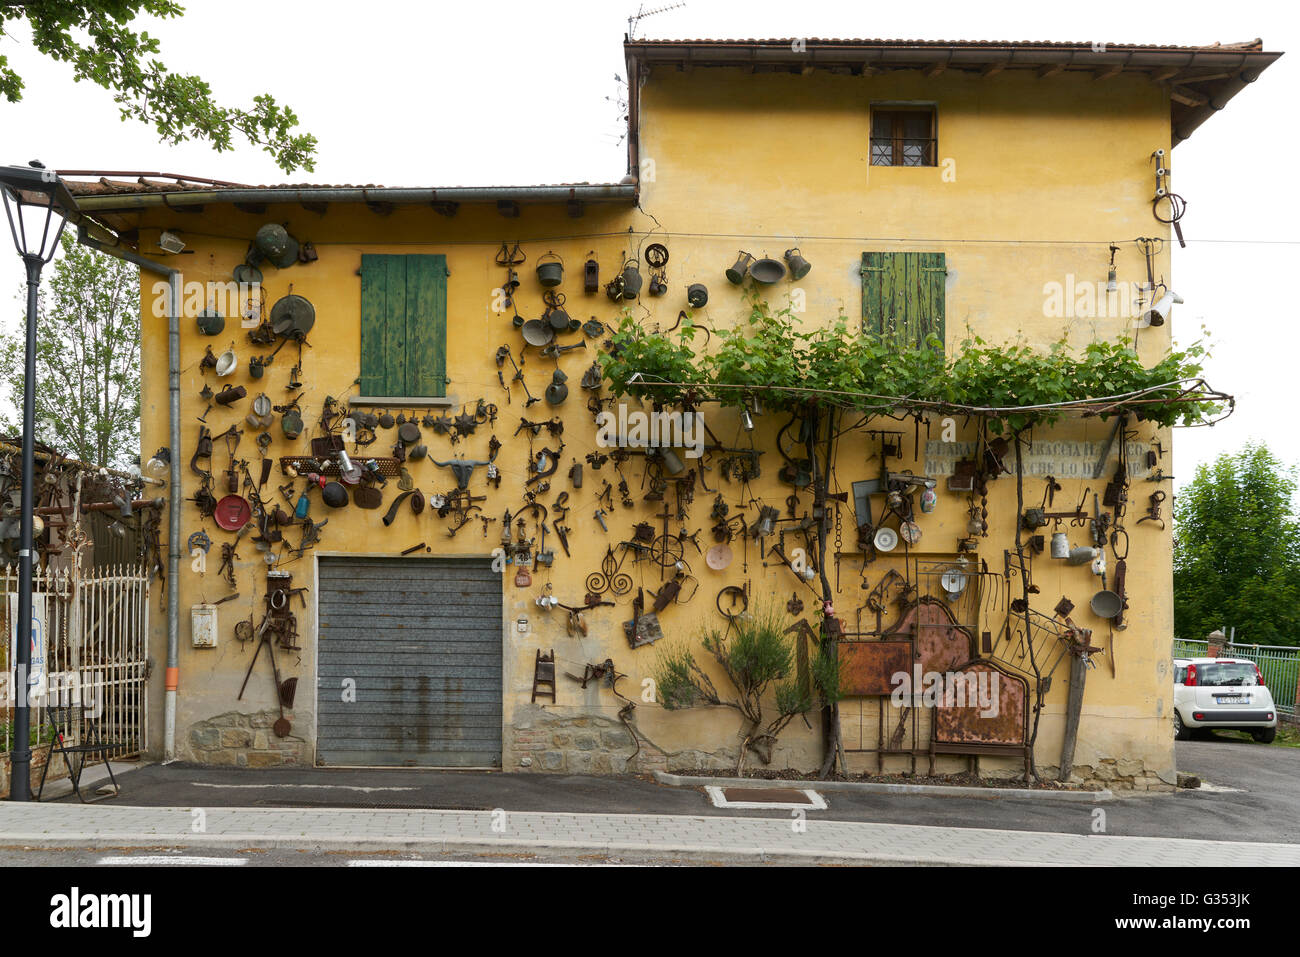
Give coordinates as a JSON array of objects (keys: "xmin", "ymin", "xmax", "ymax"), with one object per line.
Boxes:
[
  {"xmin": 2, "ymin": 561, "xmax": 150, "ymax": 770},
  {"xmin": 1173, "ymin": 638, "xmax": 1297, "ymax": 717}
]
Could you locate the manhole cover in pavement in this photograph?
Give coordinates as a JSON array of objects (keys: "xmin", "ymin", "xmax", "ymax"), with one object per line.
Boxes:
[{"xmin": 720, "ymin": 788, "xmax": 815, "ymax": 804}]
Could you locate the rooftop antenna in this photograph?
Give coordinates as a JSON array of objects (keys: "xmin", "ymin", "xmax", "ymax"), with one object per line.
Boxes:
[{"xmin": 627, "ymin": 2, "xmax": 686, "ymax": 40}]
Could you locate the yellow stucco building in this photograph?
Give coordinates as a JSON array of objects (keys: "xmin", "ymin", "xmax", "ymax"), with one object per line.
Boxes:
[{"xmin": 66, "ymin": 37, "xmax": 1279, "ymax": 788}]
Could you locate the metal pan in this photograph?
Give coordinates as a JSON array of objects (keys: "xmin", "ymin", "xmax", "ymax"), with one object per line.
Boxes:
[
  {"xmin": 521, "ymin": 318, "xmax": 554, "ymax": 348},
  {"xmin": 214, "ymin": 495, "xmax": 252, "ymax": 531},
  {"xmin": 749, "ymin": 257, "xmax": 787, "ymax": 284},
  {"xmin": 233, "ymin": 264, "xmax": 263, "ymax": 285},
  {"xmin": 1090, "ymin": 589, "xmax": 1123, "ymax": 619},
  {"xmin": 271, "ymin": 294, "xmax": 315, "ymax": 338}
]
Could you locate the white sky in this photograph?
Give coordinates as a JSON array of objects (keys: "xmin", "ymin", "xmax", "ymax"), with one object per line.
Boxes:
[{"xmin": 0, "ymin": 0, "xmax": 1297, "ymax": 489}]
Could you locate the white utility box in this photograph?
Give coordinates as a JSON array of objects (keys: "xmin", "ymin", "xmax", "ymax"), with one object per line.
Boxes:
[{"xmin": 191, "ymin": 603, "xmax": 218, "ymax": 648}]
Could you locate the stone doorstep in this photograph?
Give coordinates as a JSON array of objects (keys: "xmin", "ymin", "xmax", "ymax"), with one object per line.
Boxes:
[{"xmin": 653, "ymin": 770, "xmax": 1114, "ymax": 802}]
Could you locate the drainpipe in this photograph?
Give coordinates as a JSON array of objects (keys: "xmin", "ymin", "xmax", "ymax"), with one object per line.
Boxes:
[{"xmin": 75, "ymin": 222, "xmax": 182, "ymax": 761}]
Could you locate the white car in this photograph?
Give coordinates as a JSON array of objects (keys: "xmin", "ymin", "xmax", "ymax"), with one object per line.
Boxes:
[{"xmin": 1173, "ymin": 657, "xmax": 1277, "ymax": 743}]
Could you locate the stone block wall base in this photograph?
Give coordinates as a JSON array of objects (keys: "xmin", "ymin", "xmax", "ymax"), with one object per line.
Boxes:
[
  {"xmin": 0, "ymin": 746, "xmax": 64, "ymax": 799},
  {"xmin": 1040, "ymin": 758, "xmax": 1176, "ymax": 792},
  {"xmin": 511, "ymin": 705, "xmax": 752, "ymax": 775},
  {"xmin": 187, "ymin": 711, "xmax": 310, "ymax": 767}
]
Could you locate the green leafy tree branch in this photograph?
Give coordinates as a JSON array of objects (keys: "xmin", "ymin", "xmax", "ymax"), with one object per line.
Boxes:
[{"xmin": 1, "ymin": 1, "xmax": 316, "ymax": 173}]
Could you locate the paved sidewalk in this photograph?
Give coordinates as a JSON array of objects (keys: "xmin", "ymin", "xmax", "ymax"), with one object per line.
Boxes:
[{"xmin": 2, "ymin": 802, "xmax": 1298, "ymax": 865}]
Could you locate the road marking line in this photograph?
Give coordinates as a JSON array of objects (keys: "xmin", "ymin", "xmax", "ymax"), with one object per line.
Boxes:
[
  {"xmin": 98, "ymin": 855, "xmax": 248, "ymax": 866},
  {"xmin": 704, "ymin": 786, "xmax": 828, "ymax": 810},
  {"xmin": 191, "ymin": 783, "xmax": 419, "ymax": 793},
  {"xmin": 347, "ymin": 860, "xmax": 585, "ymax": 867}
]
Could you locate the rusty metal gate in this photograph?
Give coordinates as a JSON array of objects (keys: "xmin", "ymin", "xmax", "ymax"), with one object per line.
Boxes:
[{"xmin": 316, "ymin": 556, "xmax": 502, "ymax": 767}]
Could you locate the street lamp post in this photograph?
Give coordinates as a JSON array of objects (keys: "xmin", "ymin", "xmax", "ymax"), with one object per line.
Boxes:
[{"xmin": 1, "ymin": 162, "xmax": 77, "ymax": 801}]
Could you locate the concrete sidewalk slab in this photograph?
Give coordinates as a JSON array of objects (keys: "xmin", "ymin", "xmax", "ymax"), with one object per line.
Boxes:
[{"xmin": 2, "ymin": 802, "xmax": 1297, "ymax": 866}]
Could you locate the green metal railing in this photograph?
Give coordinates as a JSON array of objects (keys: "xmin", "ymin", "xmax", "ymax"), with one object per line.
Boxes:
[{"xmin": 1173, "ymin": 639, "xmax": 1297, "ymax": 717}]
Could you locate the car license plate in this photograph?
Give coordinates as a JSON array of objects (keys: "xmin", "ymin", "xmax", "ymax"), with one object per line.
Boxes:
[{"xmin": 1216, "ymin": 695, "xmax": 1244, "ymax": 704}]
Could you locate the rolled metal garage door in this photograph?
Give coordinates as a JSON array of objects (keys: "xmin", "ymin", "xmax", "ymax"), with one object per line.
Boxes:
[{"xmin": 316, "ymin": 556, "xmax": 502, "ymax": 767}]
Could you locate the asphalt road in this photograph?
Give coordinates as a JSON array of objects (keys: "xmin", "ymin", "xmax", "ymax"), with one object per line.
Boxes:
[{"xmin": 43, "ymin": 731, "xmax": 1298, "ymax": 846}]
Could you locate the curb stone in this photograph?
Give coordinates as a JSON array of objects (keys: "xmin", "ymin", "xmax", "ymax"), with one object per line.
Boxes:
[
  {"xmin": 0, "ymin": 831, "xmax": 1007, "ymax": 866},
  {"xmin": 652, "ymin": 770, "xmax": 1114, "ymax": 802}
]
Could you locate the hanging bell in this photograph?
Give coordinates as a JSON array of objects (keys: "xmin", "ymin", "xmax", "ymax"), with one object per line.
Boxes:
[
  {"xmin": 282, "ymin": 409, "xmax": 304, "ymax": 439},
  {"xmin": 784, "ymin": 248, "xmax": 812, "ymax": 280},
  {"xmin": 726, "ymin": 251, "xmax": 755, "ymax": 285},
  {"xmin": 620, "ymin": 260, "xmax": 643, "ymax": 299},
  {"xmin": 545, "ymin": 369, "xmax": 569, "ymax": 406}
]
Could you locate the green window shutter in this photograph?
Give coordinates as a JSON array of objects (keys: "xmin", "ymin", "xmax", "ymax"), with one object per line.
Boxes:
[
  {"xmin": 407, "ymin": 254, "xmax": 448, "ymax": 397},
  {"xmin": 359, "ymin": 254, "xmax": 391, "ymax": 396},
  {"xmin": 359, "ymin": 254, "xmax": 448, "ymax": 397},
  {"xmin": 860, "ymin": 251, "xmax": 946, "ymax": 350}
]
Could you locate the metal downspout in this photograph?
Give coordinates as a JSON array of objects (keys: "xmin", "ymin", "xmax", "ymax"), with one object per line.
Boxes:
[{"xmin": 75, "ymin": 224, "xmax": 182, "ymax": 761}]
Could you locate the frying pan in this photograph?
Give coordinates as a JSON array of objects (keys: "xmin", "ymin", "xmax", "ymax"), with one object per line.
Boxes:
[
  {"xmin": 521, "ymin": 318, "xmax": 554, "ymax": 347},
  {"xmin": 214, "ymin": 495, "xmax": 252, "ymax": 531}
]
